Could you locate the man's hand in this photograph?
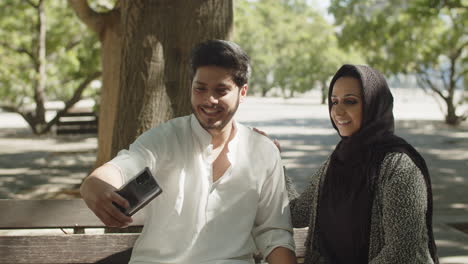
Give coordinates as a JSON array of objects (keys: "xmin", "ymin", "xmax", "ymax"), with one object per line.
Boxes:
[{"xmin": 80, "ymin": 165, "xmax": 133, "ymax": 228}]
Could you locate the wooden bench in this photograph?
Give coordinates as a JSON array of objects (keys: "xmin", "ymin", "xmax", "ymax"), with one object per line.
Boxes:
[
  {"xmin": 0, "ymin": 199, "xmax": 308, "ymax": 264},
  {"xmin": 56, "ymin": 112, "xmax": 98, "ymax": 135}
]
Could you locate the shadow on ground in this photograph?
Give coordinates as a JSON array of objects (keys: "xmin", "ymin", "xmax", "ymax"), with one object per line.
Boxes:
[
  {"xmin": 0, "ymin": 128, "xmax": 96, "ymax": 199},
  {"xmin": 0, "ymin": 116, "xmax": 467, "ymax": 260}
]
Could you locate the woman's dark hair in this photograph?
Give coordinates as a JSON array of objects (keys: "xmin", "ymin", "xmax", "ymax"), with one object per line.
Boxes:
[{"xmin": 190, "ymin": 39, "xmax": 251, "ymax": 87}]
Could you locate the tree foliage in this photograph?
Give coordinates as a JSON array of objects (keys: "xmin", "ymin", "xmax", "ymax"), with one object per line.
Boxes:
[
  {"xmin": 330, "ymin": 0, "xmax": 467, "ymax": 124},
  {"xmin": 234, "ymin": 0, "xmax": 361, "ymax": 99},
  {"xmin": 0, "ymin": 0, "xmax": 101, "ymax": 134}
]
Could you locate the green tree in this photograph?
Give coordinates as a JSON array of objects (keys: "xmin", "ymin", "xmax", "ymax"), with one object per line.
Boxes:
[
  {"xmin": 330, "ymin": 0, "xmax": 467, "ymax": 125},
  {"xmin": 0, "ymin": 0, "xmax": 101, "ymax": 134},
  {"xmin": 234, "ymin": 0, "xmax": 360, "ymax": 101}
]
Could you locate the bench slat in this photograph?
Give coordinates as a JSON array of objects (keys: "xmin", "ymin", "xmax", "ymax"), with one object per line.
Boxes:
[
  {"xmin": 0, "ymin": 232, "xmax": 307, "ymax": 263},
  {"xmin": 57, "ymin": 120, "xmax": 98, "ymax": 126},
  {"xmin": 0, "ymin": 199, "xmax": 144, "ymax": 229},
  {"xmin": 56, "ymin": 127, "xmax": 98, "ymax": 135},
  {"xmin": 0, "ymin": 234, "xmax": 137, "ymax": 264},
  {"xmin": 59, "ymin": 112, "xmax": 97, "ymax": 117},
  {"xmin": 56, "ymin": 112, "xmax": 98, "ymax": 135},
  {"xmin": 0, "ymin": 199, "xmax": 309, "ymax": 262}
]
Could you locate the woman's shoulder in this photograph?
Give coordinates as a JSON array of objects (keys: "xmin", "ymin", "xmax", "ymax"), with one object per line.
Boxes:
[
  {"xmin": 313, "ymin": 157, "xmax": 331, "ymax": 177},
  {"xmin": 381, "ymin": 152, "xmax": 416, "ymax": 168},
  {"xmin": 379, "ymin": 152, "xmax": 426, "ymax": 186}
]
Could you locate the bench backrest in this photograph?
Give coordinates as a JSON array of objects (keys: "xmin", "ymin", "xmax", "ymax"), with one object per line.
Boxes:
[
  {"xmin": 56, "ymin": 112, "xmax": 98, "ymax": 135},
  {"xmin": 0, "ymin": 199, "xmax": 307, "ymax": 263}
]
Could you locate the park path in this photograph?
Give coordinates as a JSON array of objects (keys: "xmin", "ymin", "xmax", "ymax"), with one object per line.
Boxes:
[
  {"xmin": 236, "ymin": 95, "xmax": 468, "ymax": 264},
  {"xmin": 1, "ymin": 90, "xmax": 467, "ymax": 263}
]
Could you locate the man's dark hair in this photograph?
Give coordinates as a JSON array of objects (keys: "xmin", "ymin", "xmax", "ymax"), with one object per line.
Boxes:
[{"xmin": 190, "ymin": 39, "xmax": 251, "ymax": 87}]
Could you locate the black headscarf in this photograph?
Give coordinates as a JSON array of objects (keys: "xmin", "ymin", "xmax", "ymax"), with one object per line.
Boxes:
[{"xmin": 316, "ymin": 64, "xmax": 438, "ymax": 263}]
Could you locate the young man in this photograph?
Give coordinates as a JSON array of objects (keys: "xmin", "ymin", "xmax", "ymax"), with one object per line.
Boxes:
[{"xmin": 80, "ymin": 40, "xmax": 296, "ymax": 264}]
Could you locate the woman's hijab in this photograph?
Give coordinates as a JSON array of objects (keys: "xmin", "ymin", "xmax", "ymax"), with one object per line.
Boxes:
[{"xmin": 317, "ymin": 64, "xmax": 438, "ymax": 264}]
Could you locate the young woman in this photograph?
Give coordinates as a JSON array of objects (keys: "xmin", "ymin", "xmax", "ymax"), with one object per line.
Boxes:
[{"xmin": 289, "ymin": 64, "xmax": 439, "ymax": 263}]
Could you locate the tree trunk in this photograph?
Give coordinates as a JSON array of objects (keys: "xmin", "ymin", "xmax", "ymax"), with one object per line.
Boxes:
[
  {"xmin": 445, "ymin": 97, "xmax": 460, "ymax": 125},
  {"xmin": 112, "ymin": 0, "xmax": 233, "ymax": 156},
  {"xmin": 69, "ymin": 0, "xmax": 122, "ymax": 167},
  {"xmin": 444, "ymin": 57, "xmax": 462, "ymax": 125},
  {"xmin": 95, "ymin": 10, "xmax": 122, "ymax": 167},
  {"xmin": 321, "ymin": 79, "xmax": 328, "ymax": 105},
  {"xmin": 416, "ymin": 67, "xmax": 463, "ymax": 126},
  {"xmin": 33, "ymin": 0, "xmax": 47, "ymax": 133},
  {"xmin": 262, "ymin": 86, "xmax": 268, "ymax": 97}
]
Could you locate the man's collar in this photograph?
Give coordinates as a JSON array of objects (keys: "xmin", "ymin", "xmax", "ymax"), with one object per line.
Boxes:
[
  {"xmin": 190, "ymin": 114, "xmax": 240, "ymax": 164},
  {"xmin": 190, "ymin": 114, "xmax": 212, "ymax": 148}
]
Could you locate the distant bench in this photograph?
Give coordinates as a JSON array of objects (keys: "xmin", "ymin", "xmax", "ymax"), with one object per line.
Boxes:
[
  {"xmin": 0, "ymin": 199, "xmax": 307, "ymax": 264},
  {"xmin": 56, "ymin": 112, "xmax": 98, "ymax": 135}
]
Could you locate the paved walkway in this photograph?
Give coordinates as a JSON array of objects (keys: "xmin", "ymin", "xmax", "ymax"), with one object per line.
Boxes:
[
  {"xmin": 1, "ymin": 91, "xmax": 467, "ymax": 263},
  {"xmin": 236, "ymin": 95, "xmax": 468, "ymax": 264}
]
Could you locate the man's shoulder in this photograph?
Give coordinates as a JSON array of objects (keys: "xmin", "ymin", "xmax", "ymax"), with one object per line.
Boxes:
[
  {"xmin": 149, "ymin": 115, "xmax": 190, "ymax": 131},
  {"xmin": 237, "ymin": 122, "xmax": 280, "ymax": 155},
  {"xmin": 140, "ymin": 115, "xmax": 191, "ymax": 140}
]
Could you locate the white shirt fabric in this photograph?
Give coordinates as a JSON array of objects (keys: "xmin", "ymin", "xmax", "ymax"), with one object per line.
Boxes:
[{"xmin": 108, "ymin": 114, "xmax": 294, "ymax": 264}]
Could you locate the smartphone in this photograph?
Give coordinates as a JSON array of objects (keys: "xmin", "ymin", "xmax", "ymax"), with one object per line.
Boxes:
[{"xmin": 112, "ymin": 167, "xmax": 162, "ymax": 216}]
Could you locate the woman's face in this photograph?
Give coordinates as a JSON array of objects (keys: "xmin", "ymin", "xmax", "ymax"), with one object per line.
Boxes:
[{"xmin": 330, "ymin": 77, "xmax": 363, "ymax": 137}]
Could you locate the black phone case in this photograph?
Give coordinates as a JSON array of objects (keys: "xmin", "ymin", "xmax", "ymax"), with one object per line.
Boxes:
[{"xmin": 113, "ymin": 167, "xmax": 162, "ymax": 216}]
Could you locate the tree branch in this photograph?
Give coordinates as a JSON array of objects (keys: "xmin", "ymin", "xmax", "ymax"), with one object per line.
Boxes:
[
  {"xmin": 65, "ymin": 38, "xmax": 82, "ymax": 51},
  {"xmin": 441, "ymin": 0, "xmax": 468, "ymax": 9},
  {"xmin": 64, "ymin": 71, "xmax": 102, "ymax": 110},
  {"xmin": 0, "ymin": 41, "xmax": 37, "ymax": 66},
  {"xmin": 417, "ymin": 68, "xmax": 447, "ymax": 100},
  {"xmin": 42, "ymin": 71, "xmax": 102, "ymax": 133},
  {"xmin": 48, "ymin": 36, "xmax": 82, "ymax": 61},
  {"xmin": 450, "ymin": 40, "xmax": 467, "ymax": 87},
  {"xmin": 24, "ymin": 0, "xmax": 38, "ymax": 8},
  {"xmin": 448, "ymin": 52, "xmax": 458, "ymax": 98},
  {"xmin": 0, "ymin": 103, "xmax": 38, "ymax": 133},
  {"xmin": 0, "ymin": 104, "xmax": 20, "ymax": 113},
  {"xmin": 440, "ymin": 67, "xmax": 449, "ymax": 92},
  {"xmin": 68, "ymin": 0, "xmax": 106, "ymax": 35},
  {"xmin": 455, "ymin": 68, "xmax": 468, "ymax": 83}
]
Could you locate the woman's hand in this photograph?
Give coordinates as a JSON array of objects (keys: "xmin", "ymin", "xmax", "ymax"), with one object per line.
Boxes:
[{"xmin": 253, "ymin": 127, "xmax": 282, "ymax": 152}]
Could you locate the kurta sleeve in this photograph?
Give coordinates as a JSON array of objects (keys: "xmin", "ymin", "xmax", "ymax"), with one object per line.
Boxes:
[
  {"xmin": 107, "ymin": 127, "xmax": 165, "ymax": 184},
  {"xmin": 370, "ymin": 153, "xmax": 434, "ymax": 264},
  {"xmin": 252, "ymin": 149, "xmax": 295, "ymax": 259}
]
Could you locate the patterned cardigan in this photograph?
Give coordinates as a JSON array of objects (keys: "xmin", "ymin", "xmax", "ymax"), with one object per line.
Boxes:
[{"xmin": 289, "ymin": 152, "xmax": 434, "ymax": 263}]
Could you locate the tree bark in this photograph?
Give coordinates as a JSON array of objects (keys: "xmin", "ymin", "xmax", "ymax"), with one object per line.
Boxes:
[
  {"xmin": 320, "ymin": 79, "xmax": 328, "ymax": 105},
  {"xmin": 33, "ymin": 0, "xmax": 47, "ymax": 133},
  {"xmin": 417, "ymin": 66, "xmax": 463, "ymax": 126},
  {"xmin": 112, "ymin": 0, "xmax": 233, "ymax": 156},
  {"xmin": 69, "ymin": 0, "xmax": 122, "ymax": 167}
]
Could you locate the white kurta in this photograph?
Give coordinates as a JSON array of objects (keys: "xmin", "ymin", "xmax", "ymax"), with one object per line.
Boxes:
[{"xmin": 108, "ymin": 115, "xmax": 294, "ymax": 264}]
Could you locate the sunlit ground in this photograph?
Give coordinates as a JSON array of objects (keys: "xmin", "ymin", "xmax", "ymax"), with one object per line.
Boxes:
[{"xmin": 0, "ymin": 88, "xmax": 467, "ymax": 261}]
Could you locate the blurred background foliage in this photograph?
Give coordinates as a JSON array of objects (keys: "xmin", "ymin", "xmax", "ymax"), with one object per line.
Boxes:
[
  {"xmin": 0, "ymin": 0, "xmax": 466, "ymax": 130},
  {"xmin": 0, "ymin": 0, "xmax": 100, "ymax": 106},
  {"xmin": 329, "ymin": 0, "xmax": 467, "ymax": 124},
  {"xmin": 233, "ymin": 0, "xmax": 363, "ymax": 100}
]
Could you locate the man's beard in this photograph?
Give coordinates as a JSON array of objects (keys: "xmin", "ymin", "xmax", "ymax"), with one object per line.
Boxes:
[{"xmin": 192, "ymin": 97, "xmax": 240, "ymax": 131}]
